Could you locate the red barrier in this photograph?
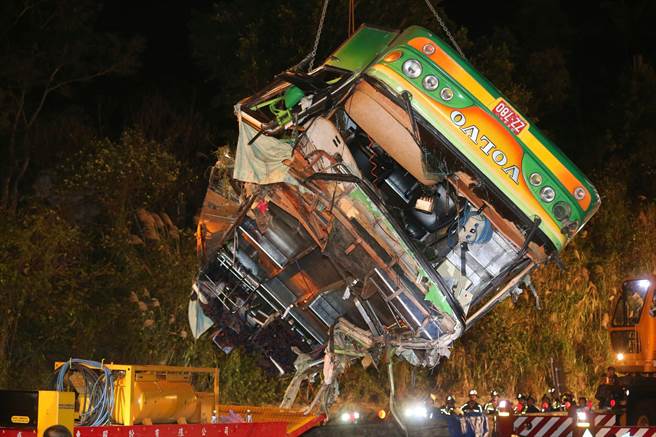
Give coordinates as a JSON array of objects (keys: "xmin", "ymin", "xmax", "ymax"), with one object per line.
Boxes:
[
  {"xmin": 1, "ymin": 423, "xmax": 289, "ymax": 437},
  {"xmin": 597, "ymin": 427, "xmax": 656, "ymax": 436},
  {"xmin": 513, "ymin": 414, "xmax": 573, "ymax": 436},
  {"xmin": 493, "ymin": 411, "xmax": 656, "ymax": 437}
]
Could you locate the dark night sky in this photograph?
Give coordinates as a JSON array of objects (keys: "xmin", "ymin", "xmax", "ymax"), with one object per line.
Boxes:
[
  {"xmin": 93, "ymin": 0, "xmax": 654, "ymax": 151},
  {"xmin": 97, "ymin": 1, "xmax": 654, "ymax": 82},
  {"xmin": 99, "ymin": 0, "xmax": 209, "ymax": 89}
]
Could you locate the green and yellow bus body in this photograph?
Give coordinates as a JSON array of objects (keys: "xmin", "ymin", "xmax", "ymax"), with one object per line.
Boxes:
[
  {"xmin": 329, "ymin": 25, "xmax": 600, "ymax": 253},
  {"xmin": 193, "ymin": 25, "xmax": 600, "ymax": 371}
]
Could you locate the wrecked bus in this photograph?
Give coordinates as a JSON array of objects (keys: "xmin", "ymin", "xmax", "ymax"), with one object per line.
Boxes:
[{"xmin": 191, "ymin": 25, "xmax": 599, "ymax": 382}]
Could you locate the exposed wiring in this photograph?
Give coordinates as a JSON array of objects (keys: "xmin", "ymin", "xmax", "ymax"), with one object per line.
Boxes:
[{"xmin": 55, "ymin": 359, "xmax": 116, "ymax": 426}]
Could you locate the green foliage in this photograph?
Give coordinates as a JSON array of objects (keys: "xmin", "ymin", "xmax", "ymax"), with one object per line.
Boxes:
[
  {"xmin": 0, "ymin": 0, "xmax": 143, "ymax": 211},
  {"xmin": 60, "ymin": 129, "xmax": 182, "ymax": 218},
  {"xmin": 217, "ymin": 348, "xmax": 285, "ymax": 405},
  {"xmin": 0, "ymin": 208, "xmax": 84, "ymax": 385},
  {"xmin": 1, "ymin": 0, "xmax": 656, "ymax": 412}
]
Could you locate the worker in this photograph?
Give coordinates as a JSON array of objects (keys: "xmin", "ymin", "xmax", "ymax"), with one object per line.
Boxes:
[
  {"xmin": 547, "ymin": 387, "xmax": 561, "ymax": 411},
  {"xmin": 440, "ymin": 394, "xmax": 459, "ymax": 415},
  {"xmin": 43, "ymin": 425, "xmax": 72, "ymax": 437},
  {"xmin": 513, "ymin": 393, "xmax": 527, "ymax": 414},
  {"xmin": 484, "ymin": 389, "xmax": 500, "ymax": 414},
  {"xmin": 626, "ymin": 289, "xmax": 645, "ymax": 323},
  {"xmin": 524, "ymin": 395, "xmax": 540, "ymax": 413},
  {"xmin": 596, "ymin": 366, "xmax": 620, "ymax": 409},
  {"xmin": 577, "ymin": 396, "xmax": 591, "ymax": 412},
  {"xmin": 461, "ymin": 389, "xmax": 484, "ymax": 415},
  {"xmin": 562, "ymin": 392, "xmax": 577, "ymax": 412},
  {"xmin": 540, "ymin": 394, "xmax": 552, "ymax": 412},
  {"xmin": 603, "ymin": 366, "xmax": 619, "ymax": 386}
]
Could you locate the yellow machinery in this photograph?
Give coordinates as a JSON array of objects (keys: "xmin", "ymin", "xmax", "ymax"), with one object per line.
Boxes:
[
  {"xmin": 0, "ymin": 390, "xmax": 75, "ymax": 436},
  {"xmin": 55, "ymin": 362, "xmax": 218, "ymax": 425},
  {"xmin": 2, "ymin": 361, "xmax": 324, "ymax": 436},
  {"xmin": 607, "ymin": 276, "xmax": 656, "ymax": 425},
  {"xmin": 37, "ymin": 391, "xmax": 76, "ymax": 436},
  {"xmin": 609, "ymin": 277, "xmax": 656, "ymax": 372}
]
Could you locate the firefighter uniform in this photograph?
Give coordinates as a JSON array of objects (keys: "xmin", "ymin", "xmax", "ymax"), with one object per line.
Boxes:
[
  {"xmin": 440, "ymin": 395, "xmax": 458, "ymax": 415},
  {"xmin": 484, "ymin": 390, "xmax": 500, "ymax": 414},
  {"xmin": 461, "ymin": 389, "xmax": 484, "ymax": 415}
]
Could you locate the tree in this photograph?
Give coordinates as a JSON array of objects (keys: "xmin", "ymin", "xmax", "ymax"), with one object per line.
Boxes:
[{"xmin": 0, "ymin": 0, "xmax": 143, "ymax": 213}]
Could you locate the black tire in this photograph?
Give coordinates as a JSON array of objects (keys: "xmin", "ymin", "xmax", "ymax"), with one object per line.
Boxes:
[{"xmin": 627, "ymin": 400, "xmax": 656, "ymax": 426}]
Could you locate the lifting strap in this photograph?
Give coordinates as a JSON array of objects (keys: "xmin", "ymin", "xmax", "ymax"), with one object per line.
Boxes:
[
  {"xmin": 308, "ymin": 0, "xmax": 330, "ymax": 71},
  {"xmin": 348, "ymin": 0, "xmax": 356, "ymax": 36},
  {"xmin": 423, "ymin": 0, "xmax": 467, "ymax": 60}
]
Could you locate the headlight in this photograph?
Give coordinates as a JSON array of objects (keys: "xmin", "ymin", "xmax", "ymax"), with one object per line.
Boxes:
[
  {"xmin": 422, "ymin": 43, "xmax": 436, "ymax": 55},
  {"xmin": 616, "ymin": 352, "xmax": 624, "ymax": 361},
  {"xmin": 402, "ymin": 59, "xmax": 422, "ymax": 78},
  {"xmin": 440, "ymin": 87, "xmax": 454, "ymax": 101},
  {"xmin": 404, "ymin": 404, "xmax": 428, "ymax": 419},
  {"xmin": 384, "ymin": 50, "xmax": 403, "ymax": 63},
  {"xmin": 553, "ymin": 201, "xmax": 571, "ymax": 221},
  {"xmin": 499, "ymin": 400, "xmax": 507, "ymax": 408},
  {"xmin": 540, "ymin": 186, "xmax": 555, "ymax": 202},
  {"xmin": 529, "ymin": 173, "xmax": 543, "ymax": 186},
  {"xmin": 574, "ymin": 187, "xmax": 586, "ymax": 200},
  {"xmin": 353, "ymin": 411, "xmax": 360, "ymax": 420},
  {"xmin": 422, "ymin": 75, "xmax": 439, "ymax": 91},
  {"xmin": 340, "ymin": 412, "xmax": 351, "ymax": 423}
]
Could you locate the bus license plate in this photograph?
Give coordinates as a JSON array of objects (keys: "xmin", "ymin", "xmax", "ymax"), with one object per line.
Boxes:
[{"xmin": 492, "ymin": 100, "xmax": 528, "ymax": 135}]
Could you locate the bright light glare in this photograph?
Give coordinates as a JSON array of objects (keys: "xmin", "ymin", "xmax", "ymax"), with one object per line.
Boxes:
[
  {"xmin": 636, "ymin": 279, "xmax": 651, "ymax": 289},
  {"xmin": 404, "ymin": 404, "xmax": 428, "ymax": 419},
  {"xmin": 499, "ymin": 400, "xmax": 507, "ymax": 408},
  {"xmin": 340, "ymin": 412, "xmax": 351, "ymax": 423},
  {"xmin": 353, "ymin": 411, "xmax": 360, "ymax": 420},
  {"xmin": 576, "ymin": 411, "xmax": 590, "ymax": 427},
  {"xmin": 616, "ymin": 352, "xmax": 625, "ymax": 361}
]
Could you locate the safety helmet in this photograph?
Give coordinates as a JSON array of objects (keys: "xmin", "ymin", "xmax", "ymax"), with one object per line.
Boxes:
[
  {"xmin": 468, "ymin": 389, "xmax": 478, "ymax": 396},
  {"xmin": 548, "ymin": 387, "xmax": 556, "ymax": 394},
  {"xmin": 517, "ymin": 393, "xmax": 524, "ymax": 400},
  {"xmin": 490, "ymin": 390, "xmax": 499, "ymax": 397}
]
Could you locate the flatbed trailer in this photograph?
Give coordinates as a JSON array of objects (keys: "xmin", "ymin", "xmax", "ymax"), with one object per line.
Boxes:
[
  {"xmin": 0, "ymin": 401, "xmax": 323, "ymax": 437},
  {"xmin": 0, "ymin": 362, "xmax": 324, "ymax": 437}
]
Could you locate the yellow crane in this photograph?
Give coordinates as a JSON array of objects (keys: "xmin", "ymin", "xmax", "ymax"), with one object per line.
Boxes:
[{"xmin": 607, "ymin": 276, "xmax": 656, "ymax": 425}]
